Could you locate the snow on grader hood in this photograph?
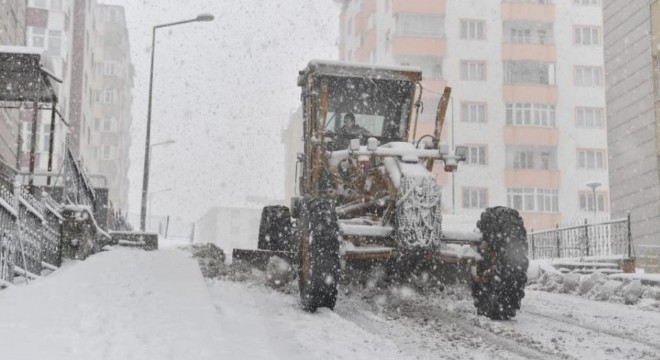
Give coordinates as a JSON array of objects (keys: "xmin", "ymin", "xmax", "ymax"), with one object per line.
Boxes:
[{"xmin": 233, "ymin": 60, "xmax": 529, "ymax": 319}]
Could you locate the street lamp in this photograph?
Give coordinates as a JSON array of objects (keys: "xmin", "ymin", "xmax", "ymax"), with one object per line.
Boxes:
[
  {"xmin": 149, "ymin": 139, "xmax": 175, "ymax": 168},
  {"xmin": 585, "ymin": 181, "xmax": 602, "ymax": 222},
  {"xmin": 148, "ymin": 187, "xmax": 172, "ymax": 231},
  {"xmin": 140, "ymin": 14, "xmax": 215, "ymax": 231}
]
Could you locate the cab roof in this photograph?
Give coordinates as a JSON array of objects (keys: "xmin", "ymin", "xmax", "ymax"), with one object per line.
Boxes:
[{"xmin": 297, "ymin": 59, "xmax": 422, "ymax": 86}]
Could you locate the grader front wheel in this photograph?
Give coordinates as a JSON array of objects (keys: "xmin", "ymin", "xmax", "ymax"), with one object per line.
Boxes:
[
  {"xmin": 298, "ymin": 199, "xmax": 341, "ymax": 312},
  {"xmin": 471, "ymin": 207, "xmax": 529, "ymax": 320}
]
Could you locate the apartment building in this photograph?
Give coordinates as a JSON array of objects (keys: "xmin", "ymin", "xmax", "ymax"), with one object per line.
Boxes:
[
  {"xmin": 602, "ymin": 0, "xmax": 660, "ymax": 251},
  {"xmin": 334, "ymin": 0, "xmax": 609, "ymax": 230},
  {"xmin": 18, "ymin": 0, "xmax": 133, "ymax": 213},
  {"xmin": 88, "ymin": 4, "xmax": 133, "ymax": 212},
  {"xmin": 0, "ymin": 0, "xmax": 27, "ymax": 166}
]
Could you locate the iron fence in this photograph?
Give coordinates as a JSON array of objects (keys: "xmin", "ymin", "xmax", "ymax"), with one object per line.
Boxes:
[
  {"xmin": 527, "ymin": 214, "xmax": 633, "ymax": 260},
  {"xmin": 0, "ymin": 182, "xmax": 64, "ymax": 282}
]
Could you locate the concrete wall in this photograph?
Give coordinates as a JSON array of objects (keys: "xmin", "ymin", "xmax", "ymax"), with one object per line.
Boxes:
[
  {"xmin": 194, "ymin": 207, "xmax": 261, "ymax": 257},
  {"xmin": 603, "ymin": 0, "xmax": 660, "ymax": 250}
]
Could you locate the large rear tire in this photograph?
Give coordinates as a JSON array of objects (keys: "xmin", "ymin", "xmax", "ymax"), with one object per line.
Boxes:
[
  {"xmin": 298, "ymin": 199, "xmax": 340, "ymax": 312},
  {"xmin": 257, "ymin": 206, "xmax": 293, "ymax": 252},
  {"xmin": 471, "ymin": 207, "xmax": 529, "ymax": 320}
]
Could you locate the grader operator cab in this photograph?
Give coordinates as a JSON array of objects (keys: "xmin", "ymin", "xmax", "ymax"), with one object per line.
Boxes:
[{"xmin": 234, "ymin": 60, "xmax": 529, "ymax": 320}]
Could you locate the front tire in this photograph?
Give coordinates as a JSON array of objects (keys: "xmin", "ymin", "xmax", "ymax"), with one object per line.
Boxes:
[
  {"xmin": 471, "ymin": 207, "xmax": 529, "ymax": 320},
  {"xmin": 257, "ymin": 206, "xmax": 293, "ymax": 252},
  {"xmin": 298, "ymin": 199, "xmax": 340, "ymax": 312}
]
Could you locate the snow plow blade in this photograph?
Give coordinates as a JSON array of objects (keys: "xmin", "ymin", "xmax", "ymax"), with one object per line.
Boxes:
[{"xmin": 232, "ymin": 249, "xmax": 297, "ymax": 271}]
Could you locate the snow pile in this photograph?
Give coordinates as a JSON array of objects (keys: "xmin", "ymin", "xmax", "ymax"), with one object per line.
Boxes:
[
  {"xmin": 180, "ymin": 243, "xmax": 228, "ymax": 278},
  {"xmin": 527, "ymin": 260, "xmax": 660, "ymax": 310},
  {"xmin": 265, "ymin": 255, "xmax": 294, "ymax": 288}
]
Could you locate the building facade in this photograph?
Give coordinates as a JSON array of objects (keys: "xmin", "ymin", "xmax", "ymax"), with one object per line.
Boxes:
[
  {"xmin": 0, "ymin": 0, "xmax": 27, "ymax": 166},
  {"xmin": 602, "ymin": 0, "xmax": 660, "ymax": 253},
  {"xmin": 18, "ymin": 0, "xmax": 133, "ymax": 213},
  {"xmin": 334, "ymin": 0, "xmax": 610, "ymax": 230},
  {"xmin": 89, "ymin": 4, "xmax": 133, "ymax": 212}
]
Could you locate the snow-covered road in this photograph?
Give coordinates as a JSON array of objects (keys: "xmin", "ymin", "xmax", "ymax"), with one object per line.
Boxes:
[{"xmin": 1, "ymin": 248, "xmax": 659, "ymax": 359}]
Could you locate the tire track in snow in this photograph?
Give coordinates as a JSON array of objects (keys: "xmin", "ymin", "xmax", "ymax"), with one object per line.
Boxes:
[
  {"xmin": 523, "ymin": 310, "xmax": 660, "ymax": 353},
  {"xmin": 397, "ymin": 302, "xmax": 566, "ymax": 360},
  {"xmin": 335, "ymin": 296, "xmax": 555, "ymax": 360}
]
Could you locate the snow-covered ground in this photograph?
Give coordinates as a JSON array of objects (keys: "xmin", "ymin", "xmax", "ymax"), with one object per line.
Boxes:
[{"xmin": 1, "ymin": 248, "xmax": 660, "ymax": 359}]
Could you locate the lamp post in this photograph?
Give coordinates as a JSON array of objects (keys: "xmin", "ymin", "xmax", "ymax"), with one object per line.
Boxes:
[
  {"xmin": 148, "ymin": 187, "xmax": 172, "ymax": 231},
  {"xmin": 585, "ymin": 181, "xmax": 602, "ymax": 222},
  {"xmin": 149, "ymin": 139, "xmax": 175, "ymax": 168},
  {"xmin": 140, "ymin": 13, "xmax": 214, "ymax": 231}
]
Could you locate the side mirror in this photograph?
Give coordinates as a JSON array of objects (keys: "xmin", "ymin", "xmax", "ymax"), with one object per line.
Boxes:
[
  {"xmin": 367, "ymin": 137, "xmax": 379, "ymax": 151},
  {"xmin": 349, "ymin": 139, "xmax": 360, "ymax": 152},
  {"xmin": 455, "ymin": 146, "xmax": 468, "ymax": 162}
]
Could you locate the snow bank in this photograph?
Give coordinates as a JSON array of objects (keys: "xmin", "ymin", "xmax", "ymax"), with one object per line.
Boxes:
[{"xmin": 527, "ymin": 260, "xmax": 660, "ymax": 310}]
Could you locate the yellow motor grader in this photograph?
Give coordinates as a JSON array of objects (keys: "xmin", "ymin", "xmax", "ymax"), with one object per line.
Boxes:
[{"xmin": 234, "ymin": 60, "xmax": 529, "ymax": 320}]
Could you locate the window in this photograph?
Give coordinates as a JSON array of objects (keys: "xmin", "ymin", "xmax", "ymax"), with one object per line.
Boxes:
[
  {"xmin": 94, "ymin": 118, "xmax": 101, "ymax": 130},
  {"xmin": 574, "ymin": 0, "xmax": 600, "ymax": 5},
  {"xmin": 39, "ymin": 124, "xmax": 51, "ymax": 152},
  {"xmin": 579, "ymin": 192, "xmax": 606, "ymax": 212},
  {"xmin": 465, "ymin": 145, "xmax": 487, "ymax": 165},
  {"xmin": 575, "ymin": 66, "xmax": 603, "ymax": 87},
  {"xmin": 507, "ymin": 188, "xmax": 558, "ymax": 212},
  {"xmin": 29, "ymin": 0, "xmax": 48, "ymax": 9},
  {"xmin": 395, "ymin": 14, "xmax": 445, "ymax": 38},
  {"xmin": 574, "ymin": 26, "xmax": 601, "ymax": 46},
  {"xmin": 577, "ymin": 149, "xmax": 605, "ymax": 169},
  {"xmin": 104, "ymin": 62, "xmax": 117, "ymax": 76},
  {"xmin": 95, "ymin": 63, "xmax": 104, "ymax": 76},
  {"xmin": 101, "ymin": 145, "xmax": 115, "ymax": 160},
  {"xmin": 504, "ymin": 61, "xmax": 555, "ymax": 85},
  {"xmin": 29, "ymin": 27, "xmax": 46, "ymax": 48},
  {"xmin": 507, "ymin": 146, "xmax": 557, "ymax": 170},
  {"xmin": 104, "ymin": 89, "xmax": 117, "ymax": 104},
  {"xmin": 461, "ymin": 102, "xmax": 486, "ymax": 123},
  {"xmin": 504, "ymin": 21, "xmax": 554, "ymax": 44},
  {"xmin": 51, "ymin": 0, "xmax": 62, "ymax": 10},
  {"xmin": 48, "ymin": 30, "xmax": 62, "ymax": 56},
  {"xmin": 463, "ymin": 188, "xmax": 488, "ymax": 209},
  {"xmin": 510, "ymin": 29, "xmax": 531, "ymax": 43},
  {"xmin": 575, "ymin": 107, "xmax": 604, "ymax": 128},
  {"xmin": 367, "ymin": 13, "xmax": 374, "ymax": 30},
  {"xmin": 102, "ymin": 118, "xmax": 116, "ymax": 132},
  {"xmin": 460, "ymin": 20, "xmax": 485, "ymax": 40},
  {"xmin": 395, "ymin": 55, "xmax": 443, "ymax": 80},
  {"xmin": 460, "ymin": 61, "xmax": 486, "ymax": 81},
  {"xmin": 513, "ymin": 151, "xmax": 534, "ymax": 169},
  {"xmin": 506, "ymin": 103, "xmax": 556, "ymax": 127}
]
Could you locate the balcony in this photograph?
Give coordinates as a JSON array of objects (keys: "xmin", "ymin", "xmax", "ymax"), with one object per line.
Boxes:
[
  {"xmin": 502, "ymin": 43, "xmax": 556, "ymax": 62},
  {"xmin": 505, "ymin": 168, "xmax": 561, "ymax": 188},
  {"xmin": 503, "ymin": 84, "xmax": 558, "ymax": 103},
  {"xmin": 393, "ymin": 0, "xmax": 445, "ymax": 14},
  {"xmin": 503, "ymin": 127, "xmax": 559, "ymax": 146},
  {"xmin": 520, "ymin": 213, "xmax": 562, "ymax": 231},
  {"xmin": 363, "ymin": 0, "xmax": 377, "ymax": 12},
  {"xmin": 392, "ymin": 37, "xmax": 446, "ymax": 57},
  {"xmin": 501, "ymin": 2, "xmax": 555, "ymax": 23}
]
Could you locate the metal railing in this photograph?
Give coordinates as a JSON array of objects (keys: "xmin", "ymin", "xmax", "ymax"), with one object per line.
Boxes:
[{"xmin": 527, "ymin": 214, "xmax": 633, "ymax": 261}]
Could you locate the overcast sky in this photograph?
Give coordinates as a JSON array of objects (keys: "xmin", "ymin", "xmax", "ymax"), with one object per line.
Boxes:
[{"xmin": 101, "ymin": 0, "xmax": 340, "ymax": 231}]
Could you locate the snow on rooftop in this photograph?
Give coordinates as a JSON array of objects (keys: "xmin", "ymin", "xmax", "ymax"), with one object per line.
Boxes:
[
  {"xmin": 306, "ymin": 59, "xmax": 422, "ymax": 75},
  {"xmin": 0, "ymin": 45, "xmax": 44, "ymax": 56}
]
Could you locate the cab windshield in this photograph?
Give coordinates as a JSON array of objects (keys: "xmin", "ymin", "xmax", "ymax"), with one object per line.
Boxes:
[{"xmin": 323, "ymin": 76, "xmax": 414, "ymax": 142}]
